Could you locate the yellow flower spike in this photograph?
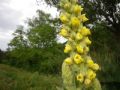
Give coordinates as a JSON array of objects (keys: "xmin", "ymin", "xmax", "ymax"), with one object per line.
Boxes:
[
  {"xmin": 84, "ymin": 37, "xmax": 92, "ymax": 45},
  {"xmin": 87, "ymin": 70, "xmax": 96, "ymax": 80},
  {"xmin": 92, "ymin": 63, "xmax": 100, "ymax": 71},
  {"xmin": 80, "ymin": 27, "xmax": 91, "ymax": 36},
  {"xmin": 77, "ymin": 73, "xmax": 84, "ymax": 83},
  {"xmin": 84, "ymin": 78, "xmax": 91, "ymax": 85},
  {"xmin": 87, "ymin": 59, "xmax": 94, "ymax": 67},
  {"xmin": 71, "ymin": 17, "xmax": 80, "ymax": 27},
  {"xmin": 64, "ymin": 57, "xmax": 73, "ymax": 65},
  {"xmin": 76, "ymin": 33, "xmax": 83, "ymax": 40},
  {"xmin": 59, "ymin": 0, "xmax": 101, "ymax": 88},
  {"xmin": 74, "ymin": 54, "xmax": 83, "ymax": 64},
  {"xmin": 60, "ymin": 14, "xmax": 68, "ymax": 23},
  {"xmin": 73, "ymin": 5, "xmax": 83, "ymax": 14},
  {"xmin": 59, "ymin": 28, "xmax": 68, "ymax": 37},
  {"xmin": 80, "ymin": 14, "xmax": 89, "ymax": 22},
  {"xmin": 76, "ymin": 45, "xmax": 84, "ymax": 54},
  {"xmin": 64, "ymin": 44, "xmax": 72, "ymax": 53}
]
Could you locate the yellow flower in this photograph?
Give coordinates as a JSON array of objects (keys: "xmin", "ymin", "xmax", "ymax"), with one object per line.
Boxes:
[
  {"xmin": 64, "ymin": 57, "xmax": 73, "ymax": 65},
  {"xmin": 76, "ymin": 33, "xmax": 83, "ymax": 40},
  {"xmin": 74, "ymin": 54, "xmax": 83, "ymax": 64},
  {"xmin": 87, "ymin": 59, "xmax": 94, "ymax": 68},
  {"xmin": 60, "ymin": 14, "xmax": 68, "ymax": 23},
  {"xmin": 77, "ymin": 73, "xmax": 84, "ymax": 83},
  {"xmin": 59, "ymin": 28, "xmax": 68, "ymax": 37},
  {"xmin": 92, "ymin": 63, "xmax": 100, "ymax": 71},
  {"xmin": 84, "ymin": 78, "xmax": 91, "ymax": 85},
  {"xmin": 80, "ymin": 14, "xmax": 88, "ymax": 22},
  {"xmin": 73, "ymin": 5, "xmax": 83, "ymax": 14},
  {"xmin": 84, "ymin": 46, "xmax": 89, "ymax": 53},
  {"xmin": 84, "ymin": 37, "xmax": 91, "ymax": 45},
  {"xmin": 76, "ymin": 45, "xmax": 83, "ymax": 54},
  {"xmin": 71, "ymin": 17, "xmax": 80, "ymax": 27},
  {"xmin": 87, "ymin": 70, "xmax": 96, "ymax": 80},
  {"xmin": 64, "ymin": 44, "xmax": 72, "ymax": 53},
  {"xmin": 80, "ymin": 27, "xmax": 91, "ymax": 36}
]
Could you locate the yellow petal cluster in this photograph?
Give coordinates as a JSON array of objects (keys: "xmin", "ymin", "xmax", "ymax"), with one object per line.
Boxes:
[
  {"xmin": 77, "ymin": 73, "xmax": 84, "ymax": 82},
  {"xmin": 64, "ymin": 57, "xmax": 73, "ymax": 65},
  {"xmin": 60, "ymin": 14, "xmax": 68, "ymax": 23},
  {"xmin": 71, "ymin": 17, "xmax": 80, "ymax": 27},
  {"xmin": 80, "ymin": 27, "xmax": 91, "ymax": 36},
  {"xmin": 64, "ymin": 44, "xmax": 72, "ymax": 53},
  {"xmin": 87, "ymin": 70, "xmax": 96, "ymax": 80},
  {"xmin": 84, "ymin": 46, "xmax": 89, "ymax": 53},
  {"xmin": 84, "ymin": 37, "xmax": 92, "ymax": 45},
  {"xmin": 92, "ymin": 63, "xmax": 100, "ymax": 71},
  {"xmin": 76, "ymin": 45, "xmax": 83, "ymax": 54},
  {"xmin": 73, "ymin": 5, "xmax": 83, "ymax": 14},
  {"xmin": 80, "ymin": 14, "xmax": 89, "ymax": 22},
  {"xmin": 87, "ymin": 59, "xmax": 100, "ymax": 71},
  {"xmin": 76, "ymin": 33, "xmax": 83, "ymax": 40},
  {"xmin": 59, "ymin": 28, "xmax": 68, "ymax": 37},
  {"xmin": 87, "ymin": 59, "xmax": 94, "ymax": 67},
  {"xmin": 74, "ymin": 54, "xmax": 83, "ymax": 64},
  {"xmin": 84, "ymin": 78, "xmax": 91, "ymax": 85}
]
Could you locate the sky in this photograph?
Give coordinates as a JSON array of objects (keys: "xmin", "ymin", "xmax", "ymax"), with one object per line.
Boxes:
[{"xmin": 0, "ymin": 0, "xmax": 59, "ymax": 50}]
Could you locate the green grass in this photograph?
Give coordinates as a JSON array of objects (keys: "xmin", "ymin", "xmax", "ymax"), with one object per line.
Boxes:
[{"xmin": 0, "ymin": 64, "xmax": 62, "ymax": 90}]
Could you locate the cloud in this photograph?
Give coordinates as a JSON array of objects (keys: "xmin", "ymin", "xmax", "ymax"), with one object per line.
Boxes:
[
  {"xmin": 0, "ymin": 30, "xmax": 13, "ymax": 50},
  {"xmin": 0, "ymin": 0, "xmax": 23, "ymax": 50},
  {"xmin": 0, "ymin": 0, "xmax": 22, "ymax": 31},
  {"xmin": 0, "ymin": 0, "xmax": 58, "ymax": 51}
]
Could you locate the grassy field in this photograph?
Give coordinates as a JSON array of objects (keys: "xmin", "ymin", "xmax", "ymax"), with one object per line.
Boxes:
[
  {"xmin": 0, "ymin": 64, "xmax": 62, "ymax": 90},
  {"xmin": 0, "ymin": 64, "xmax": 119, "ymax": 90}
]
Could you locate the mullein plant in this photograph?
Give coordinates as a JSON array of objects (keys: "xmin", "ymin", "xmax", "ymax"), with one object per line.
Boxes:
[{"xmin": 59, "ymin": 0, "xmax": 102, "ymax": 90}]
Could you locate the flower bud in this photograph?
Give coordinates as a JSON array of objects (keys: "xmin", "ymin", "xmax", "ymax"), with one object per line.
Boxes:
[
  {"xmin": 60, "ymin": 14, "xmax": 68, "ymax": 23},
  {"xmin": 84, "ymin": 37, "xmax": 91, "ymax": 45},
  {"xmin": 73, "ymin": 5, "xmax": 83, "ymax": 14},
  {"xmin": 80, "ymin": 27, "xmax": 91, "ymax": 36},
  {"xmin": 76, "ymin": 33, "xmax": 83, "ymax": 40},
  {"xmin": 64, "ymin": 44, "xmax": 72, "ymax": 53},
  {"xmin": 92, "ymin": 63, "xmax": 100, "ymax": 71},
  {"xmin": 80, "ymin": 14, "xmax": 89, "ymax": 22},
  {"xmin": 64, "ymin": 57, "xmax": 73, "ymax": 65},
  {"xmin": 59, "ymin": 28, "xmax": 68, "ymax": 37},
  {"xmin": 84, "ymin": 78, "xmax": 91, "ymax": 85},
  {"xmin": 76, "ymin": 45, "xmax": 84, "ymax": 54},
  {"xmin": 87, "ymin": 70, "xmax": 96, "ymax": 80}
]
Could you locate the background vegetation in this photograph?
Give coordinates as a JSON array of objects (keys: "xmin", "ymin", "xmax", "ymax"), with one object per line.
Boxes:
[{"xmin": 0, "ymin": 0, "xmax": 120, "ymax": 90}]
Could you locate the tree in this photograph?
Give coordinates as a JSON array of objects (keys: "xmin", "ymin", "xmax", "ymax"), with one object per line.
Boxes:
[
  {"xmin": 7, "ymin": 10, "xmax": 65, "ymax": 74},
  {"xmin": 8, "ymin": 25, "xmax": 27, "ymax": 50}
]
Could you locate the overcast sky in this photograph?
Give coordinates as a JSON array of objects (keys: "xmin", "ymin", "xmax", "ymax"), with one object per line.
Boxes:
[{"xmin": 0, "ymin": 0, "xmax": 59, "ymax": 50}]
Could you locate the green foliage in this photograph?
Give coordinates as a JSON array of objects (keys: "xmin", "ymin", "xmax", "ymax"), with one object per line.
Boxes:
[
  {"xmin": 7, "ymin": 44, "xmax": 65, "ymax": 74},
  {"xmin": 91, "ymin": 23, "xmax": 116, "ymax": 52},
  {"xmin": 8, "ymin": 25, "xmax": 27, "ymax": 49},
  {"xmin": 27, "ymin": 24, "xmax": 56, "ymax": 48},
  {"xmin": 0, "ymin": 64, "xmax": 61, "ymax": 90}
]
